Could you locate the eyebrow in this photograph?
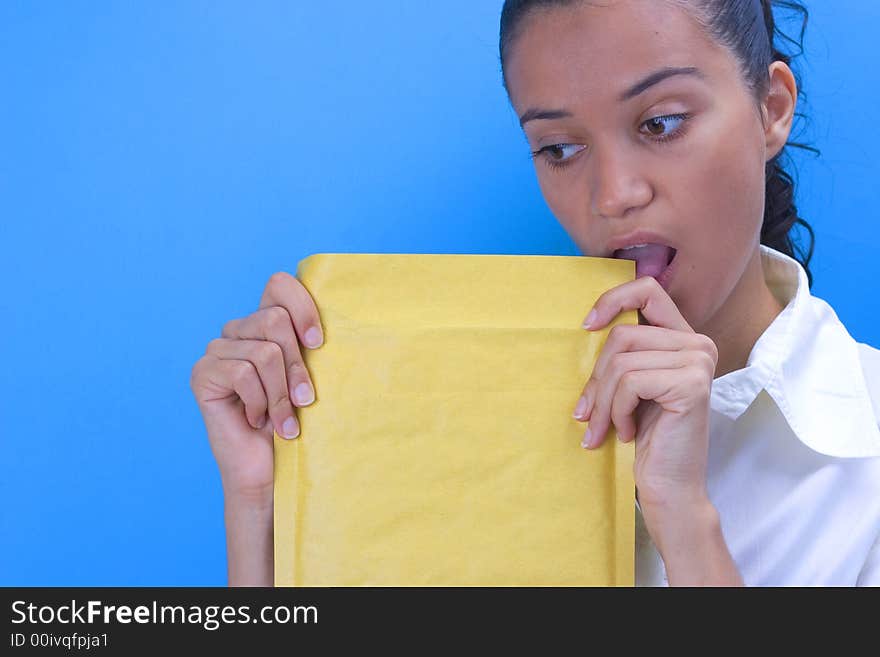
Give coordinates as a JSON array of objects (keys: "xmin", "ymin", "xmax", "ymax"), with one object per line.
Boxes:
[
  {"xmin": 518, "ymin": 66, "xmax": 705, "ymax": 127},
  {"xmin": 618, "ymin": 66, "xmax": 705, "ymax": 101}
]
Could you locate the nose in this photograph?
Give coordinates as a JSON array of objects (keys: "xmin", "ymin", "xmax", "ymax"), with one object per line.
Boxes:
[{"xmin": 590, "ymin": 144, "xmax": 653, "ymax": 219}]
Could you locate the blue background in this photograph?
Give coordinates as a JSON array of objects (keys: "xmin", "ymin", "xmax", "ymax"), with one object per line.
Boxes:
[{"xmin": 2, "ymin": 1, "xmax": 877, "ymax": 585}]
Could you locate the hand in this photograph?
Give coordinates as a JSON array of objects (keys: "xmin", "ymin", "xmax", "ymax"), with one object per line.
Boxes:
[
  {"xmin": 572, "ymin": 276, "xmax": 718, "ymax": 508},
  {"xmin": 190, "ymin": 271, "xmax": 325, "ymax": 501}
]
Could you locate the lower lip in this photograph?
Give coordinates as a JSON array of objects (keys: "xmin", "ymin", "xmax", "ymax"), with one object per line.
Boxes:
[{"xmin": 636, "ymin": 250, "xmax": 678, "ymax": 292}]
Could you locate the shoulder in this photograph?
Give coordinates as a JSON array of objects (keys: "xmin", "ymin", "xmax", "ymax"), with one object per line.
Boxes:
[
  {"xmin": 788, "ymin": 292, "xmax": 880, "ymax": 455},
  {"xmin": 857, "ymin": 341, "xmax": 880, "ymax": 422}
]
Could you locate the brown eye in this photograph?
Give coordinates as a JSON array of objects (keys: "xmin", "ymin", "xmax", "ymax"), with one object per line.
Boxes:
[
  {"xmin": 640, "ymin": 113, "xmax": 691, "ymax": 143},
  {"xmin": 645, "ymin": 117, "xmax": 666, "ymax": 136},
  {"xmin": 531, "ymin": 143, "xmax": 586, "ymax": 170},
  {"xmin": 532, "ymin": 144, "xmax": 586, "ymax": 162}
]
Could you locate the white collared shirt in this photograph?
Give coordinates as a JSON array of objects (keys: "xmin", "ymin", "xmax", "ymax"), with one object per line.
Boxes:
[{"xmin": 635, "ymin": 245, "xmax": 880, "ymax": 586}]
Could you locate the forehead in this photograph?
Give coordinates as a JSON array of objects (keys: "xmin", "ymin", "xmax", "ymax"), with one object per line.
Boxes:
[{"xmin": 505, "ymin": 0, "xmax": 729, "ymax": 108}]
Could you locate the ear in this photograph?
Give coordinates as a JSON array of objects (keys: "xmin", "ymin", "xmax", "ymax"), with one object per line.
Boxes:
[{"xmin": 762, "ymin": 61, "xmax": 798, "ymax": 161}]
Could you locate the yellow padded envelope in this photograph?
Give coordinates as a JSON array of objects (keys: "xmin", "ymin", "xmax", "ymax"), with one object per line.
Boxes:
[{"xmin": 274, "ymin": 253, "xmax": 636, "ymax": 586}]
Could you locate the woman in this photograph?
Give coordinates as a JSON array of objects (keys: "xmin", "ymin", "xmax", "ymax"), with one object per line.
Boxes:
[{"xmin": 190, "ymin": 0, "xmax": 880, "ymax": 586}]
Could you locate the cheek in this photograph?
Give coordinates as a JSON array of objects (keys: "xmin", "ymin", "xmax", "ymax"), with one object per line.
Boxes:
[
  {"xmin": 686, "ymin": 149, "xmax": 763, "ymax": 252},
  {"xmin": 536, "ymin": 170, "xmax": 577, "ymax": 219},
  {"xmin": 535, "ymin": 170, "xmax": 595, "ymax": 246},
  {"xmin": 671, "ymin": 115, "xmax": 766, "ymax": 318}
]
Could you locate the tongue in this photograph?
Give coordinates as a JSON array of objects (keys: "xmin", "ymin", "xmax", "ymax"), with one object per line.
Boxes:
[{"xmin": 613, "ymin": 244, "xmax": 674, "ymax": 278}]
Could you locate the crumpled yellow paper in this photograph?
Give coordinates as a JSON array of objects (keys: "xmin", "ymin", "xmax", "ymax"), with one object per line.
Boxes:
[{"xmin": 274, "ymin": 253, "xmax": 636, "ymax": 586}]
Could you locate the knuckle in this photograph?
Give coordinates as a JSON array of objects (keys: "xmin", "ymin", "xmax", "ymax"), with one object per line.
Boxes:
[
  {"xmin": 687, "ymin": 349, "xmax": 714, "ymax": 375},
  {"xmin": 270, "ymin": 304, "xmax": 293, "ymax": 331},
  {"xmin": 189, "ymin": 359, "xmax": 204, "ymax": 389},
  {"xmin": 619, "ymin": 369, "xmax": 638, "ymax": 392},
  {"xmin": 231, "ymin": 360, "xmax": 254, "ymax": 385},
  {"xmin": 253, "ymin": 340, "xmax": 282, "ymax": 369},
  {"xmin": 206, "ymin": 337, "xmax": 224, "ymax": 354},
  {"xmin": 220, "ymin": 318, "xmax": 238, "ymax": 338},
  {"xmin": 267, "ymin": 271, "xmax": 295, "ymax": 292},
  {"xmin": 698, "ymin": 334, "xmax": 719, "ymax": 362},
  {"xmin": 606, "ymin": 323, "xmax": 630, "ymax": 349},
  {"xmin": 262, "ymin": 305, "xmax": 290, "ymax": 334}
]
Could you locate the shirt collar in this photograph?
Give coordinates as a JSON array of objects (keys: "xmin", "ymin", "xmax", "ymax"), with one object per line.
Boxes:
[{"xmin": 710, "ymin": 244, "xmax": 880, "ymax": 458}]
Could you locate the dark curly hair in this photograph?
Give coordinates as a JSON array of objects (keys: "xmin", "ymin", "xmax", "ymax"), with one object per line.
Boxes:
[{"xmin": 499, "ymin": 0, "xmax": 818, "ymax": 287}]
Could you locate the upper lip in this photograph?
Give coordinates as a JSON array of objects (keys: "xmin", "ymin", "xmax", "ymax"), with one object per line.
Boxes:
[{"xmin": 604, "ymin": 230, "xmax": 676, "ymax": 258}]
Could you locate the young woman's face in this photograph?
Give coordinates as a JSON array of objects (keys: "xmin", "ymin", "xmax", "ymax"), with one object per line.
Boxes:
[{"xmin": 504, "ymin": 0, "xmax": 778, "ymax": 329}]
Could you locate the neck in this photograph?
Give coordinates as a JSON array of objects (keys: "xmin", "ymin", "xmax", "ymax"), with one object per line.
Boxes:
[{"xmin": 696, "ymin": 246, "xmax": 785, "ymax": 378}]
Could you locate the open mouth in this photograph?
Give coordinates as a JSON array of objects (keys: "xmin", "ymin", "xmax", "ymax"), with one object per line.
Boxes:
[{"xmin": 612, "ymin": 243, "xmax": 677, "ymax": 280}]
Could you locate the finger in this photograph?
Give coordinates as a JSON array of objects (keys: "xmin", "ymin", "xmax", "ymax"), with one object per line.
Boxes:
[
  {"xmin": 582, "ymin": 275, "xmax": 692, "ymax": 333},
  {"xmin": 573, "ymin": 318, "xmax": 718, "ymax": 424},
  {"xmin": 207, "ymin": 338, "xmax": 300, "ymax": 439},
  {"xmin": 581, "ymin": 350, "xmax": 695, "ymax": 449},
  {"xmin": 590, "ymin": 324, "xmax": 716, "ymax": 388},
  {"xmin": 208, "ymin": 356, "xmax": 272, "ymax": 431},
  {"xmin": 609, "ymin": 369, "xmax": 681, "ymax": 443},
  {"xmin": 580, "ymin": 345, "xmax": 692, "ymax": 422},
  {"xmin": 221, "ymin": 306, "xmax": 316, "ymax": 409},
  {"xmin": 259, "ymin": 271, "xmax": 324, "ymax": 349},
  {"xmin": 608, "ymin": 358, "xmax": 713, "ymax": 444}
]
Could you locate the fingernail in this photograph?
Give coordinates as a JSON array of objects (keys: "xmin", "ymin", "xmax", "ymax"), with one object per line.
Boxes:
[
  {"xmin": 304, "ymin": 327, "xmax": 323, "ymax": 348},
  {"xmin": 581, "ymin": 428, "xmax": 593, "ymax": 449},
  {"xmin": 582, "ymin": 309, "xmax": 598, "ymax": 329},
  {"xmin": 294, "ymin": 382, "xmax": 315, "ymax": 405},
  {"xmin": 573, "ymin": 396, "xmax": 588, "ymax": 418},
  {"xmin": 256, "ymin": 415, "xmax": 266, "ymax": 429},
  {"xmin": 281, "ymin": 416, "xmax": 300, "ymax": 439}
]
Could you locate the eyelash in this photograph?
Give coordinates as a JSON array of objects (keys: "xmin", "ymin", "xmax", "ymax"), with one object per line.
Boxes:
[{"xmin": 530, "ymin": 112, "xmax": 692, "ymax": 172}]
